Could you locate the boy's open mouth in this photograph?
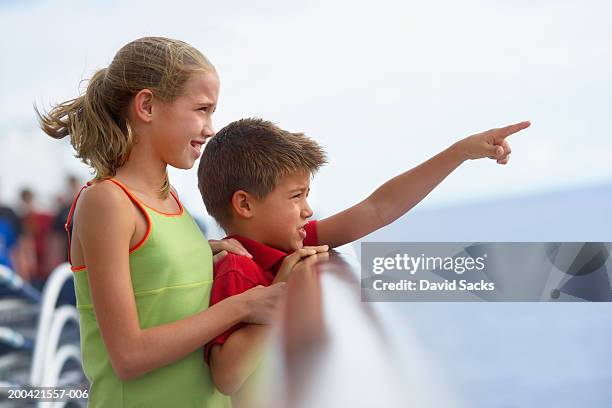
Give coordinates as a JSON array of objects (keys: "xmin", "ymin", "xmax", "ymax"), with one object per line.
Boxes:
[{"xmin": 298, "ymin": 226, "xmax": 307, "ymax": 239}]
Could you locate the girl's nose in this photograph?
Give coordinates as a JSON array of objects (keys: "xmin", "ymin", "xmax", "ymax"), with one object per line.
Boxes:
[{"xmin": 202, "ymin": 122, "xmax": 215, "ymax": 139}]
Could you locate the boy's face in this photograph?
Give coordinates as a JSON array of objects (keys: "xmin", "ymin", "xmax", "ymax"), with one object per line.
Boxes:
[{"xmin": 251, "ymin": 171, "xmax": 313, "ymax": 252}]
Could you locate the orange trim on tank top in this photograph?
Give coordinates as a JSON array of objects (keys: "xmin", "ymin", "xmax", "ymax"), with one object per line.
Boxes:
[
  {"xmin": 139, "ymin": 191, "xmax": 183, "ymax": 217},
  {"xmin": 109, "ymin": 178, "xmax": 184, "ymax": 217},
  {"xmin": 67, "ymin": 178, "xmax": 154, "ymax": 272}
]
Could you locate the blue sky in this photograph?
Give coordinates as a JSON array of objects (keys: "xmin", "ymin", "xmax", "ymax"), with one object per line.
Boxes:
[{"xmin": 0, "ymin": 0, "xmax": 611, "ymax": 218}]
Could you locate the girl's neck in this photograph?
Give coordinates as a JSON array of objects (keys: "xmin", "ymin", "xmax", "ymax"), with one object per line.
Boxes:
[{"xmin": 114, "ymin": 148, "xmax": 168, "ymax": 197}]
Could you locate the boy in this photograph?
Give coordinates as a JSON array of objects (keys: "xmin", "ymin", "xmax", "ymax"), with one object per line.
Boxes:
[{"xmin": 197, "ymin": 117, "xmax": 530, "ymax": 398}]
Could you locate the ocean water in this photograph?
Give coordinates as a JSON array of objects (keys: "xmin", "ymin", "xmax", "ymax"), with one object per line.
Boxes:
[{"xmin": 353, "ymin": 184, "xmax": 612, "ymax": 407}]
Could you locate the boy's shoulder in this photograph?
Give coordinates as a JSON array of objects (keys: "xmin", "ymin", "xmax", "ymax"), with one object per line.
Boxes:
[{"xmin": 214, "ymin": 252, "xmax": 263, "ymax": 282}]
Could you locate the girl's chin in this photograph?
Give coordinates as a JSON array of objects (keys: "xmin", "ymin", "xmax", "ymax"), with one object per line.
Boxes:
[{"xmin": 167, "ymin": 155, "xmax": 196, "ymax": 170}]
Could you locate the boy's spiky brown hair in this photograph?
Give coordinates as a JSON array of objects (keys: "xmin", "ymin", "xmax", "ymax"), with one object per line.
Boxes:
[{"xmin": 198, "ymin": 118, "xmax": 327, "ymax": 229}]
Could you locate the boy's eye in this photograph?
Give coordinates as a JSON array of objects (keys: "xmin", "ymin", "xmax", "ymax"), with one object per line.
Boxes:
[{"xmin": 292, "ymin": 194, "xmax": 301, "ymax": 199}]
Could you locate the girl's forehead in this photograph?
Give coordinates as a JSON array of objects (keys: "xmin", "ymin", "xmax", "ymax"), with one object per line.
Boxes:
[{"xmin": 182, "ymin": 71, "xmax": 219, "ymax": 102}]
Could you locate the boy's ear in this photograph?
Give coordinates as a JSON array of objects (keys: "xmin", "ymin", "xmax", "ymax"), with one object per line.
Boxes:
[
  {"xmin": 231, "ymin": 190, "xmax": 255, "ymax": 219},
  {"xmin": 131, "ymin": 89, "xmax": 154, "ymax": 123}
]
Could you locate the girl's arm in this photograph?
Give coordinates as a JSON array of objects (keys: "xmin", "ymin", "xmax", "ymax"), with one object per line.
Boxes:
[
  {"xmin": 317, "ymin": 121, "xmax": 530, "ymax": 248},
  {"xmin": 76, "ymin": 182, "xmax": 285, "ymax": 381}
]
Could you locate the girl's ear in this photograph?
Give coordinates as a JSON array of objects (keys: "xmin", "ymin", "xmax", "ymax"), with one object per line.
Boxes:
[
  {"xmin": 131, "ymin": 89, "xmax": 155, "ymax": 123},
  {"xmin": 231, "ymin": 190, "xmax": 255, "ymax": 220}
]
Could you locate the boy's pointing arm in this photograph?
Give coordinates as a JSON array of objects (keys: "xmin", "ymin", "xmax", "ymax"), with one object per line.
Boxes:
[{"xmin": 316, "ymin": 121, "xmax": 531, "ymax": 248}]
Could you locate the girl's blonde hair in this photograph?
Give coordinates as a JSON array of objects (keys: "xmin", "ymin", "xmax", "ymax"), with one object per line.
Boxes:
[{"xmin": 37, "ymin": 37, "xmax": 216, "ymax": 197}]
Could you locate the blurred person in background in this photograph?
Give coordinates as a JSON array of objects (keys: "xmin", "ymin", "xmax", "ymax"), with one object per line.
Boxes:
[
  {"xmin": 0, "ymin": 180, "xmax": 24, "ymax": 296},
  {"xmin": 48, "ymin": 175, "xmax": 81, "ymax": 270},
  {"xmin": 18, "ymin": 187, "xmax": 54, "ymax": 289}
]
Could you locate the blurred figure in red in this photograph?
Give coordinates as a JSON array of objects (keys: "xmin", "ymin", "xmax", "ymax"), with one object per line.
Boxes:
[{"xmin": 18, "ymin": 188, "xmax": 54, "ymax": 289}]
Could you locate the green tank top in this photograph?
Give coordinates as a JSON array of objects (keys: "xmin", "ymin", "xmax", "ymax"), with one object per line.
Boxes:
[{"xmin": 67, "ymin": 179, "xmax": 230, "ymax": 408}]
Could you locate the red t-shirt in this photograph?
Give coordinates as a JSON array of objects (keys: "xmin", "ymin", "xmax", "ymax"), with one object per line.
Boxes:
[{"xmin": 204, "ymin": 220, "xmax": 318, "ymax": 363}]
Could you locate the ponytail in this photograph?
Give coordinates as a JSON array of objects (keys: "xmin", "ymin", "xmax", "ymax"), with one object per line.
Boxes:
[{"xmin": 37, "ymin": 68, "xmax": 134, "ymax": 181}]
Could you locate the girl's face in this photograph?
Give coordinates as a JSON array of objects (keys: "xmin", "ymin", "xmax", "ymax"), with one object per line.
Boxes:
[{"xmin": 151, "ymin": 71, "xmax": 220, "ymax": 170}]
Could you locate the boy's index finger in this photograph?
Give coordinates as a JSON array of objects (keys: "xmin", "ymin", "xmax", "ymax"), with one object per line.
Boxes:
[{"xmin": 495, "ymin": 120, "xmax": 531, "ymax": 142}]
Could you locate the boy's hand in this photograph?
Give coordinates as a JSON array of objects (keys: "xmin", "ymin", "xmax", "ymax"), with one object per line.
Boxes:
[
  {"xmin": 273, "ymin": 245, "xmax": 329, "ymax": 283},
  {"xmin": 454, "ymin": 120, "xmax": 531, "ymax": 165},
  {"xmin": 210, "ymin": 238, "xmax": 253, "ymax": 265}
]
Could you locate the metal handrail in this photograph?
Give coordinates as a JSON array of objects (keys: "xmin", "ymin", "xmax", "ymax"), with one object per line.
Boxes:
[{"xmin": 244, "ymin": 249, "xmax": 406, "ymax": 408}]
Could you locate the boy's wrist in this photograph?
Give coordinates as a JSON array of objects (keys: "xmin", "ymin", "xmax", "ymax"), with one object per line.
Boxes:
[{"xmin": 447, "ymin": 141, "xmax": 469, "ymax": 164}]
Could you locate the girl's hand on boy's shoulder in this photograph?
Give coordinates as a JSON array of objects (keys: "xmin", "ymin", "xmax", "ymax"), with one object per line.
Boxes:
[
  {"xmin": 454, "ymin": 120, "xmax": 531, "ymax": 165},
  {"xmin": 210, "ymin": 238, "xmax": 253, "ymax": 265},
  {"xmin": 273, "ymin": 245, "xmax": 329, "ymax": 283}
]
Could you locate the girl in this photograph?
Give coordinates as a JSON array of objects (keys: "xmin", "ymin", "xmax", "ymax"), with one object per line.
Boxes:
[{"xmin": 37, "ymin": 37, "xmax": 285, "ymax": 407}]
